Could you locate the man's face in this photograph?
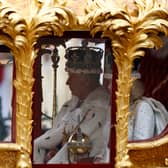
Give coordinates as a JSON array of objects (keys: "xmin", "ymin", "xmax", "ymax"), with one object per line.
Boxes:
[{"xmin": 66, "ymin": 72, "xmax": 87, "ymax": 98}]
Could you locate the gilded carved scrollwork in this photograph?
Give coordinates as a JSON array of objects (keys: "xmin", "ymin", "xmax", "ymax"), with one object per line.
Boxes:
[
  {"xmin": 0, "ymin": 151, "xmax": 17, "ymax": 168},
  {"xmin": 86, "ymin": 0, "xmax": 168, "ymax": 167},
  {"xmin": 128, "ymin": 137, "xmax": 168, "ymax": 168},
  {"xmin": 86, "ymin": 1, "xmax": 135, "ymax": 167},
  {"xmin": 0, "ymin": 0, "xmax": 168, "ymax": 168},
  {"xmin": 0, "ymin": 0, "xmax": 77, "ymax": 168},
  {"xmin": 0, "ymin": 143, "xmax": 20, "ymax": 168}
]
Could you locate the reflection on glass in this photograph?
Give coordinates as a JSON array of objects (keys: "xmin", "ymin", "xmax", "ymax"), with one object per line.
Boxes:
[
  {"xmin": 41, "ymin": 43, "xmax": 71, "ymax": 131},
  {"xmin": 128, "ymin": 36, "xmax": 168, "ymax": 142},
  {"xmin": 34, "ymin": 38, "xmax": 112, "ymax": 164},
  {"xmin": 0, "ymin": 48, "xmax": 13, "ymax": 142}
]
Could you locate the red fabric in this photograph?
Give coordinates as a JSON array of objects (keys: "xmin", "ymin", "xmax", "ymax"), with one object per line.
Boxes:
[
  {"xmin": 0, "ymin": 66, "xmax": 4, "ymax": 83},
  {"xmin": 139, "ymin": 49, "xmax": 168, "ymax": 110},
  {"xmin": 12, "ymin": 61, "xmax": 16, "ymax": 142},
  {"xmin": 33, "ymin": 164, "xmax": 112, "ymax": 168},
  {"xmin": 110, "ymin": 60, "xmax": 117, "ymax": 165},
  {"xmin": 32, "ymin": 55, "xmax": 42, "ymax": 139}
]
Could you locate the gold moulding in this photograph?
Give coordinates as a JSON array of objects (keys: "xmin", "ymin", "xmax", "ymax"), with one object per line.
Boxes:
[{"xmin": 0, "ymin": 0, "xmax": 168, "ymax": 168}]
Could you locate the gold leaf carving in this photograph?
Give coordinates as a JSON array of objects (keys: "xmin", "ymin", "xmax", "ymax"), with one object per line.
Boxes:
[
  {"xmin": 0, "ymin": 151, "xmax": 17, "ymax": 168},
  {"xmin": 0, "ymin": 0, "xmax": 168, "ymax": 168},
  {"xmin": 29, "ymin": 0, "xmax": 78, "ymax": 40},
  {"xmin": 129, "ymin": 142, "xmax": 168, "ymax": 168},
  {"xmin": 0, "ymin": 1, "xmax": 78, "ymax": 168},
  {"xmin": 86, "ymin": 0, "xmax": 168, "ymax": 167}
]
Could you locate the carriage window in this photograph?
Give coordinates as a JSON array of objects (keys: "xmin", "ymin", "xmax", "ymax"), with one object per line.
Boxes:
[
  {"xmin": 0, "ymin": 45, "xmax": 13, "ymax": 142},
  {"xmin": 128, "ymin": 35, "xmax": 168, "ymax": 142},
  {"xmin": 33, "ymin": 37, "xmax": 113, "ymax": 164}
]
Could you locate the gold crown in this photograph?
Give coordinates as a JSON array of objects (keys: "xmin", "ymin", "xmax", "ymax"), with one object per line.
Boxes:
[{"xmin": 65, "ymin": 46, "xmax": 103, "ymax": 74}]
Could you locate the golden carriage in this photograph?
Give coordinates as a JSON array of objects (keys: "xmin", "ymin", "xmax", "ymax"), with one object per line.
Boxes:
[{"xmin": 0, "ymin": 0, "xmax": 168, "ymax": 168}]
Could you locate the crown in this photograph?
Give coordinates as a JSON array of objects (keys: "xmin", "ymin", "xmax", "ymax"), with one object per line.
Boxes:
[{"xmin": 65, "ymin": 46, "xmax": 104, "ymax": 74}]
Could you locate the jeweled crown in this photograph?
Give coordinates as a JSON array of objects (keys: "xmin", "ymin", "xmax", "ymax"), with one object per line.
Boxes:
[{"xmin": 65, "ymin": 45, "xmax": 104, "ymax": 74}]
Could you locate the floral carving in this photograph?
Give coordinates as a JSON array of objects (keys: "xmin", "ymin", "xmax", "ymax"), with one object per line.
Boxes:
[{"xmin": 86, "ymin": 0, "xmax": 168, "ymax": 167}]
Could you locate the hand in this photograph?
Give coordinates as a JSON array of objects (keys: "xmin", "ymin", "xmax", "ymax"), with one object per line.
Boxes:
[
  {"xmin": 93, "ymin": 156, "xmax": 103, "ymax": 163},
  {"xmin": 45, "ymin": 149, "xmax": 58, "ymax": 163}
]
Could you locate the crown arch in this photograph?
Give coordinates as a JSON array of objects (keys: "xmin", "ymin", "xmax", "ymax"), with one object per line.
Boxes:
[{"xmin": 0, "ymin": 0, "xmax": 168, "ymax": 168}]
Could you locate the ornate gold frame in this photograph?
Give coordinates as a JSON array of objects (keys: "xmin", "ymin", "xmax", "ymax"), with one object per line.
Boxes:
[{"xmin": 0, "ymin": 0, "xmax": 168, "ymax": 168}]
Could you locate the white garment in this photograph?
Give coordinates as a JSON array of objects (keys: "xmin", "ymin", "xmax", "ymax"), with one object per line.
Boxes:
[
  {"xmin": 102, "ymin": 106, "xmax": 111, "ymax": 163},
  {"xmin": 0, "ymin": 64, "xmax": 13, "ymax": 141},
  {"xmin": 128, "ymin": 97, "xmax": 168, "ymax": 141},
  {"xmin": 33, "ymin": 87, "xmax": 110, "ymax": 164}
]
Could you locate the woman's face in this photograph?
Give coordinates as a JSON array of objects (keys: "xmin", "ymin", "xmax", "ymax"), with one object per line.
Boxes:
[{"xmin": 130, "ymin": 79, "xmax": 144, "ymax": 101}]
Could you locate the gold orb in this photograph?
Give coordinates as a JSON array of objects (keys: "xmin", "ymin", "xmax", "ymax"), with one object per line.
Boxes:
[{"xmin": 67, "ymin": 132, "xmax": 91, "ymax": 154}]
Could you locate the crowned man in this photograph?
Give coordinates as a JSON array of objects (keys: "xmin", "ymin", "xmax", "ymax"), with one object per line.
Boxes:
[{"xmin": 33, "ymin": 43, "xmax": 110, "ymax": 164}]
